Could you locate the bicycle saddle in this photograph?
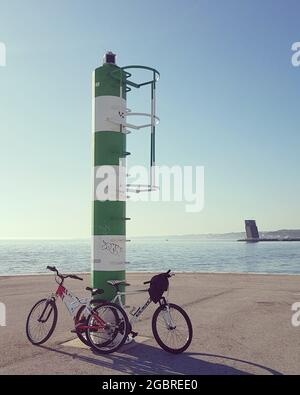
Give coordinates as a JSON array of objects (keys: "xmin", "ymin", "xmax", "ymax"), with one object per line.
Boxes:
[
  {"xmin": 86, "ymin": 287, "xmax": 104, "ymax": 296},
  {"xmin": 107, "ymin": 280, "xmax": 130, "ymax": 287}
]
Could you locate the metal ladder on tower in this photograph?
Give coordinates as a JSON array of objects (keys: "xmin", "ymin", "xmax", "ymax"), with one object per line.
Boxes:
[{"xmin": 108, "ymin": 65, "xmax": 160, "ymax": 194}]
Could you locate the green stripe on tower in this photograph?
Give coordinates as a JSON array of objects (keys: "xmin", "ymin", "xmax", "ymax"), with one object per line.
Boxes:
[
  {"xmin": 93, "ymin": 201, "xmax": 125, "ymax": 235},
  {"xmin": 92, "ymin": 270, "xmax": 126, "ymax": 301},
  {"xmin": 94, "ymin": 63, "xmax": 126, "ymax": 99},
  {"xmin": 92, "ymin": 53, "xmax": 127, "ymax": 300},
  {"xmin": 94, "ymin": 132, "xmax": 126, "ymax": 166}
]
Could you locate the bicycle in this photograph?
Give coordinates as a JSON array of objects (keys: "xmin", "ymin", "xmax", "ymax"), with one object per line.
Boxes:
[
  {"xmin": 25, "ymin": 266, "xmax": 129, "ymax": 354},
  {"xmin": 107, "ymin": 270, "xmax": 193, "ymax": 354}
]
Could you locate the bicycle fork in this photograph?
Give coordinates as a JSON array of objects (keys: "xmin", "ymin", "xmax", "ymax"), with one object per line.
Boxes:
[
  {"xmin": 38, "ymin": 298, "xmax": 55, "ymax": 323},
  {"xmin": 161, "ymin": 301, "xmax": 176, "ymax": 330}
]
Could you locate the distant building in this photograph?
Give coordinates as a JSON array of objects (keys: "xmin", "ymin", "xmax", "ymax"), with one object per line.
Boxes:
[
  {"xmin": 245, "ymin": 220, "xmax": 259, "ymax": 240},
  {"xmin": 238, "ymin": 220, "xmax": 300, "ymax": 242}
]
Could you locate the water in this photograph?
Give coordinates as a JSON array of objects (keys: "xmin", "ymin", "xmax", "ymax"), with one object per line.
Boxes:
[{"xmin": 0, "ymin": 238, "xmax": 300, "ymax": 276}]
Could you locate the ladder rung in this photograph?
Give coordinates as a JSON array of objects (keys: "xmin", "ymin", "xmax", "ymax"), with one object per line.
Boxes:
[{"xmin": 127, "ymin": 184, "xmax": 159, "ymax": 193}]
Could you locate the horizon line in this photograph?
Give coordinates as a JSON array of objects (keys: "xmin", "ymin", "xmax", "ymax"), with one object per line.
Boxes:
[{"xmin": 0, "ymin": 228, "xmax": 299, "ymax": 240}]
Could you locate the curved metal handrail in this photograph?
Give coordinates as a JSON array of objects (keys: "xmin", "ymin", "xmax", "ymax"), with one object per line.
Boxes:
[
  {"xmin": 121, "ymin": 65, "xmax": 160, "ymax": 88},
  {"xmin": 110, "ymin": 65, "xmax": 160, "ymax": 88},
  {"xmin": 126, "ymin": 112, "xmax": 160, "ymax": 126}
]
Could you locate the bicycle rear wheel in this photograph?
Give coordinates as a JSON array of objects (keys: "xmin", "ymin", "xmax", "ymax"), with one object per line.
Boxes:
[
  {"xmin": 74, "ymin": 300, "xmax": 108, "ymax": 346},
  {"xmin": 152, "ymin": 303, "xmax": 193, "ymax": 353},
  {"xmin": 74, "ymin": 305, "xmax": 90, "ymax": 347},
  {"xmin": 26, "ymin": 299, "xmax": 58, "ymax": 345},
  {"xmin": 85, "ymin": 302, "xmax": 129, "ymax": 354}
]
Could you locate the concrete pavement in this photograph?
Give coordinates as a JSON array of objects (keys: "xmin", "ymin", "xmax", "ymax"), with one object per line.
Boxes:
[{"xmin": 0, "ymin": 272, "xmax": 299, "ymax": 375}]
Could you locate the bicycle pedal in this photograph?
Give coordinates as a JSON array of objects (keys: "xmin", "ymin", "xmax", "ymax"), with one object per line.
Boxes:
[
  {"xmin": 130, "ymin": 331, "xmax": 138, "ymax": 338},
  {"xmin": 70, "ymin": 329, "xmax": 77, "ymax": 334}
]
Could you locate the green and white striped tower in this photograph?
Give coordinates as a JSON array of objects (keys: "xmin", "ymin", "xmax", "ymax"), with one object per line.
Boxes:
[{"xmin": 92, "ymin": 52, "xmax": 127, "ymax": 300}]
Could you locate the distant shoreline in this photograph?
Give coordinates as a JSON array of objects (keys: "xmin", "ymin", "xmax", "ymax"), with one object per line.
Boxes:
[
  {"xmin": 1, "ymin": 270, "xmax": 300, "ymax": 278},
  {"xmin": 1, "ymin": 228, "xmax": 300, "ymax": 240}
]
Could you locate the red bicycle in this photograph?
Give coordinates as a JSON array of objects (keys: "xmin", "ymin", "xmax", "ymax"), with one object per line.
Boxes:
[{"xmin": 25, "ymin": 266, "xmax": 129, "ymax": 354}]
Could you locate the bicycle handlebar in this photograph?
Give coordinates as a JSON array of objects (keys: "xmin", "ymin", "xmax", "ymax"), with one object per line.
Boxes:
[
  {"xmin": 143, "ymin": 270, "xmax": 173, "ymax": 285},
  {"xmin": 46, "ymin": 266, "xmax": 83, "ymax": 281},
  {"xmin": 47, "ymin": 265, "xmax": 57, "ymax": 273},
  {"xmin": 69, "ymin": 274, "xmax": 83, "ymax": 281}
]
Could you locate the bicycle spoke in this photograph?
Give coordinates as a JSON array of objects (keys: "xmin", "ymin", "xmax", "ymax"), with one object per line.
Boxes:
[
  {"xmin": 154, "ymin": 305, "xmax": 191, "ymax": 351},
  {"xmin": 86, "ymin": 303, "xmax": 128, "ymax": 353},
  {"xmin": 26, "ymin": 300, "xmax": 57, "ymax": 344}
]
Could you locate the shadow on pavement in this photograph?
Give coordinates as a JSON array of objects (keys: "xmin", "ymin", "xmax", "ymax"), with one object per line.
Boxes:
[{"xmin": 39, "ymin": 341, "xmax": 283, "ymax": 375}]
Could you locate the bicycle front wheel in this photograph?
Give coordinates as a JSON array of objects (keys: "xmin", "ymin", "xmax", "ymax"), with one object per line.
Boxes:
[
  {"xmin": 86, "ymin": 302, "xmax": 129, "ymax": 354},
  {"xmin": 26, "ymin": 299, "xmax": 58, "ymax": 345},
  {"xmin": 152, "ymin": 303, "xmax": 193, "ymax": 353}
]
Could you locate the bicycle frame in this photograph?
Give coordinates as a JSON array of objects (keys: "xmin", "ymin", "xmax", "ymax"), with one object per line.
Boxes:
[
  {"xmin": 55, "ymin": 283, "xmax": 88, "ymax": 318},
  {"xmin": 38, "ymin": 282, "xmax": 108, "ymax": 332},
  {"xmin": 111, "ymin": 289, "xmax": 151, "ymax": 326},
  {"xmin": 111, "ymin": 288, "xmax": 176, "ymax": 330}
]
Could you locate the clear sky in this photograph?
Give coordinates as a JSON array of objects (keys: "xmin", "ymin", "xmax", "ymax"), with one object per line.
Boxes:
[{"xmin": 0, "ymin": 0, "xmax": 300, "ymax": 238}]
